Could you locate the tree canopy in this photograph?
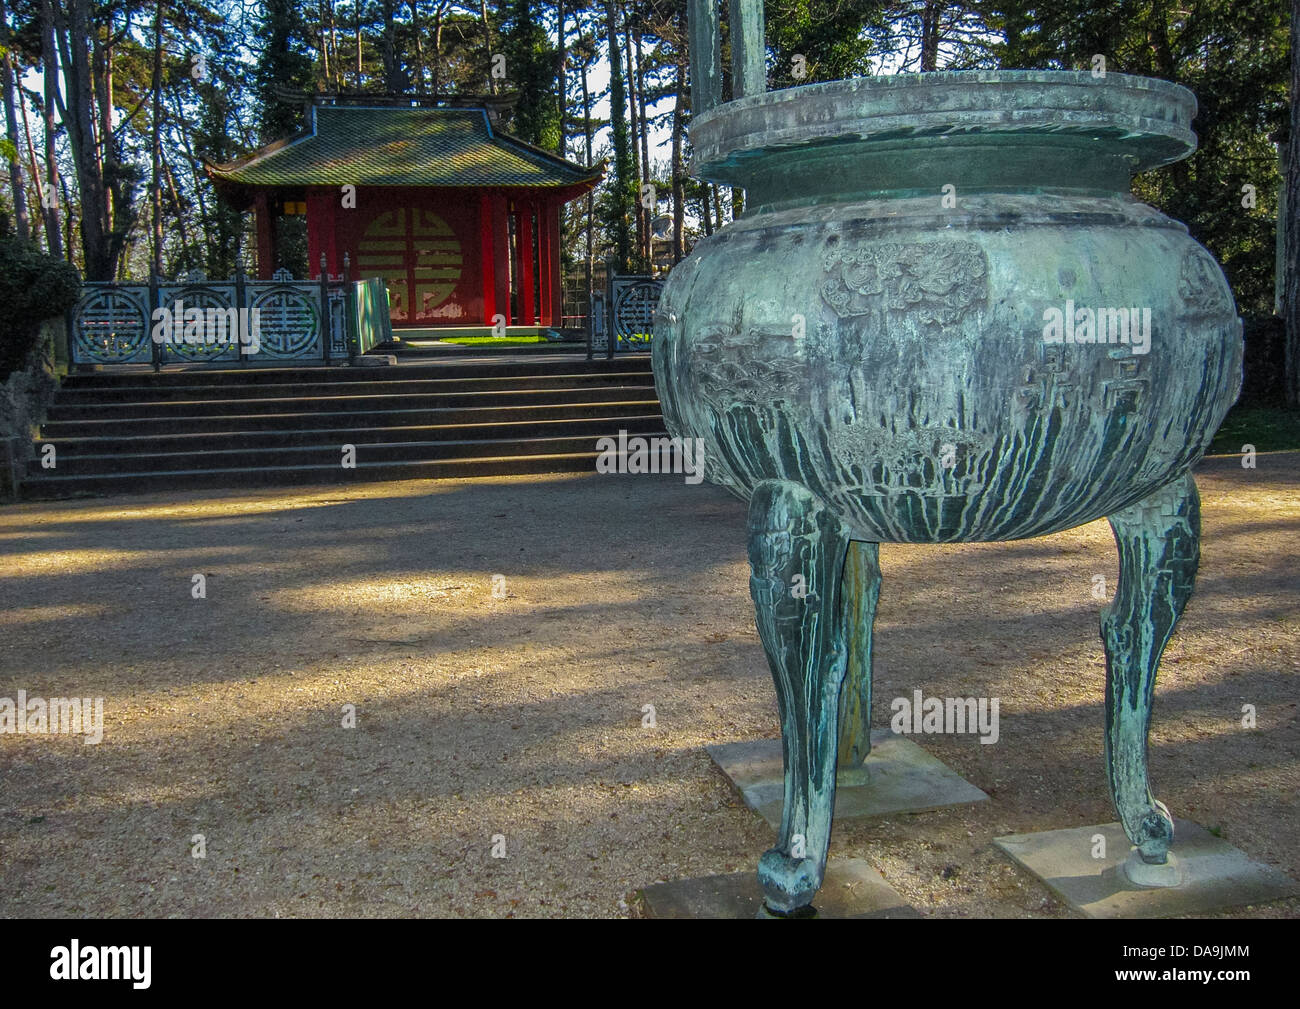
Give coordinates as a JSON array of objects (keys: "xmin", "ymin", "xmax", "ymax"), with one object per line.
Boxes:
[{"xmin": 0, "ymin": 0, "xmax": 1288, "ymax": 336}]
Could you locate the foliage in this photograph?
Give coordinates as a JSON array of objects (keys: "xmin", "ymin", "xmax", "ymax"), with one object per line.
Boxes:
[
  {"xmin": 252, "ymin": 0, "xmax": 316, "ymax": 143},
  {"xmin": 0, "ymin": 216, "xmax": 81, "ymax": 378},
  {"xmin": 498, "ymin": 0, "xmax": 561, "ymax": 150},
  {"xmin": 985, "ymin": 0, "xmax": 1290, "ymax": 315},
  {"xmin": 0, "ymin": 0, "xmax": 1287, "ymax": 311},
  {"xmin": 1209, "ymin": 405, "xmax": 1300, "ymax": 454}
]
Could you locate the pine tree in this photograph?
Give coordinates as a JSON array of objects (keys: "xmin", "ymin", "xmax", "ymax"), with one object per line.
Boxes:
[
  {"xmin": 252, "ymin": 0, "xmax": 315, "ymax": 143},
  {"xmin": 604, "ymin": 0, "xmax": 634, "ymax": 271},
  {"xmin": 500, "ymin": 0, "xmax": 561, "ymax": 151}
]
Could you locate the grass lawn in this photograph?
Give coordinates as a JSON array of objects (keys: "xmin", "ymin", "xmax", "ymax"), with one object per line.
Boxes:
[
  {"xmin": 1208, "ymin": 405, "xmax": 1300, "ymax": 455},
  {"xmin": 435, "ymin": 335, "xmax": 550, "ymax": 346}
]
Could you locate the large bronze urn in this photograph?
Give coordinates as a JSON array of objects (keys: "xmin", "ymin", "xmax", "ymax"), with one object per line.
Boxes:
[{"xmin": 652, "ymin": 47, "xmax": 1242, "ymax": 914}]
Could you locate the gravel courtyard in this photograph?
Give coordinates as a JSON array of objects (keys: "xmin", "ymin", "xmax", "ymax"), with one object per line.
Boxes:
[{"xmin": 1, "ymin": 453, "xmax": 1296, "ymax": 918}]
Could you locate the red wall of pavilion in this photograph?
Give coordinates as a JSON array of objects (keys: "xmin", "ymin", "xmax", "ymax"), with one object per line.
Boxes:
[
  {"xmin": 305, "ymin": 185, "xmax": 568, "ymax": 328},
  {"xmin": 310, "ymin": 187, "xmax": 485, "ymax": 327}
]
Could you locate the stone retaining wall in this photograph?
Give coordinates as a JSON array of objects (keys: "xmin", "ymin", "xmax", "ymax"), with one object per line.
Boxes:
[{"xmin": 1, "ymin": 317, "xmax": 63, "ymax": 499}]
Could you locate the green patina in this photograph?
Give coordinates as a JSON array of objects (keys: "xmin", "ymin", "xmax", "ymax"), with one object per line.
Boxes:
[{"xmin": 655, "ymin": 50, "xmax": 1243, "ymax": 915}]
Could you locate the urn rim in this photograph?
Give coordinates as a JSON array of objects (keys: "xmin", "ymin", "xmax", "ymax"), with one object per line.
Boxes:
[{"xmin": 691, "ymin": 70, "xmax": 1197, "ymax": 188}]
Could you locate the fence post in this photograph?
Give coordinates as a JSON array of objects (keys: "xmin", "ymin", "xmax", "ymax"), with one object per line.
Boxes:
[
  {"xmin": 149, "ymin": 274, "xmax": 162, "ymax": 372},
  {"xmin": 345, "ymin": 254, "xmax": 360, "ymax": 364},
  {"xmin": 320, "ymin": 253, "xmax": 332, "ymax": 365},
  {"xmin": 63, "ymin": 307, "xmax": 75, "ymax": 371},
  {"xmin": 586, "ymin": 297, "xmax": 594, "ymax": 362},
  {"xmin": 234, "ymin": 266, "xmax": 248, "ymax": 367},
  {"xmin": 605, "ymin": 258, "xmax": 616, "ymax": 360}
]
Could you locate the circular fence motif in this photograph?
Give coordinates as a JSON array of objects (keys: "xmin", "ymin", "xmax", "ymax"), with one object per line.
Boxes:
[
  {"xmin": 250, "ymin": 285, "xmax": 321, "ymax": 359},
  {"xmin": 73, "ymin": 289, "xmax": 150, "ymax": 364},
  {"xmin": 612, "ymin": 280, "xmax": 663, "ymax": 345},
  {"xmin": 162, "ymin": 287, "xmax": 241, "ymax": 362}
]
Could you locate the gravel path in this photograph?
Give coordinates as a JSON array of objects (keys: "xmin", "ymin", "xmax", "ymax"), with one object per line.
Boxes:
[{"xmin": 1, "ymin": 453, "xmax": 1296, "ymax": 918}]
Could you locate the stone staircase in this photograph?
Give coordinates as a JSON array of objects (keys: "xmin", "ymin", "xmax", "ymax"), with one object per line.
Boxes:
[{"xmin": 21, "ymin": 356, "xmax": 665, "ymax": 498}]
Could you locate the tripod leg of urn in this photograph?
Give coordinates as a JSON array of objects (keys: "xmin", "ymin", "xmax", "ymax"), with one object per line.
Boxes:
[
  {"xmin": 746, "ymin": 480, "xmax": 852, "ymax": 914},
  {"xmin": 837, "ymin": 540, "xmax": 882, "ymax": 769},
  {"xmin": 1101, "ymin": 470, "xmax": 1201, "ymax": 866}
]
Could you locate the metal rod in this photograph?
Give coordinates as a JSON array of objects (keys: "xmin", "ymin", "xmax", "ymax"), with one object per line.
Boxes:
[
  {"xmin": 728, "ymin": 0, "xmax": 765, "ymax": 99},
  {"xmin": 688, "ymin": 0, "xmax": 722, "ymax": 114}
]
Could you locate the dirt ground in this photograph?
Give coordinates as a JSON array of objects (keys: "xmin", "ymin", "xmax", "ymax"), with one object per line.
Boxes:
[{"xmin": 0, "ymin": 452, "xmax": 1296, "ymax": 918}]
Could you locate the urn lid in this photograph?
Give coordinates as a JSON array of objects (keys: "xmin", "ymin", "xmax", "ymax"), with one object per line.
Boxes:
[{"xmin": 691, "ymin": 70, "xmax": 1197, "ymax": 192}]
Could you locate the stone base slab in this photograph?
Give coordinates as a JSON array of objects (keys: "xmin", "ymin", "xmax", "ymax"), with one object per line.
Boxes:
[
  {"xmin": 993, "ymin": 819, "xmax": 1300, "ymax": 918},
  {"xmin": 638, "ymin": 858, "xmax": 921, "ymax": 919},
  {"xmin": 707, "ymin": 731, "xmax": 989, "ymax": 830}
]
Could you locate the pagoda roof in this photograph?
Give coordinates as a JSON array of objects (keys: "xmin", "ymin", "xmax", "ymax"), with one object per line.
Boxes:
[{"xmin": 208, "ymin": 104, "xmax": 602, "ymax": 193}]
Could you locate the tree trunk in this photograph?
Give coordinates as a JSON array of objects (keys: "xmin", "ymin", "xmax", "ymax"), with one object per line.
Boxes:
[
  {"xmin": 58, "ymin": 0, "xmax": 116, "ymax": 279},
  {"xmin": 623, "ymin": 23, "xmax": 643, "ymax": 270},
  {"xmin": 0, "ymin": 0, "xmax": 30, "ymax": 240},
  {"xmin": 328, "ymin": 2, "xmax": 339, "ymax": 90},
  {"xmin": 480, "ymin": 0, "xmax": 494, "ymax": 94},
  {"xmin": 319, "ymin": 1, "xmax": 331, "ymax": 88},
  {"xmin": 408, "ymin": 1, "xmax": 424, "ymax": 90},
  {"xmin": 605, "ymin": 0, "xmax": 633, "ymax": 272},
  {"xmin": 169, "ymin": 85, "xmax": 212, "ymax": 262},
  {"xmin": 151, "ymin": 0, "xmax": 163, "ymax": 276},
  {"xmin": 38, "ymin": 0, "xmax": 61, "ymax": 258},
  {"xmin": 60, "ymin": 173, "xmax": 72, "ymax": 261},
  {"xmin": 579, "ymin": 48, "xmax": 594, "ymax": 301},
  {"xmin": 920, "ymin": 1, "xmax": 941, "ymax": 72},
  {"xmin": 671, "ymin": 56, "xmax": 685, "ymax": 263},
  {"xmin": 432, "ymin": 3, "xmax": 443, "ymax": 95},
  {"xmin": 163, "ymin": 155, "xmax": 190, "ymax": 270},
  {"xmin": 19, "ymin": 75, "xmax": 44, "ymax": 244},
  {"xmin": 382, "ymin": 0, "xmax": 400, "ymax": 91},
  {"xmin": 91, "ymin": 8, "xmax": 109, "ymax": 182},
  {"xmin": 556, "ymin": 0, "xmax": 567, "ymax": 151},
  {"xmin": 1286, "ymin": 0, "xmax": 1300, "ymax": 407},
  {"xmin": 635, "ymin": 26, "xmax": 652, "ymax": 268}
]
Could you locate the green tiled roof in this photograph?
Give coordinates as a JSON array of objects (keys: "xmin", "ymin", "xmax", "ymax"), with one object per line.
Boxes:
[{"xmin": 209, "ymin": 106, "xmax": 601, "ymax": 189}]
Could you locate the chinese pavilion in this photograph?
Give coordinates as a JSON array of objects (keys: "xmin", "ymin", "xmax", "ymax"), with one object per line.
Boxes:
[{"xmin": 207, "ymin": 97, "xmax": 602, "ymax": 330}]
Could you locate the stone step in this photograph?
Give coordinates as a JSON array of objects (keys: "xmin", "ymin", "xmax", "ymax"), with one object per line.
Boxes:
[
  {"xmin": 20, "ymin": 451, "xmax": 616, "ymax": 498},
  {"xmin": 46, "ymin": 384, "xmax": 658, "ymax": 421},
  {"xmin": 51, "ymin": 371, "xmax": 652, "ymax": 403},
  {"xmin": 59, "ymin": 355, "xmax": 652, "ymax": 389},
  {"xmin": 34, "ymin": 414, "xmax": 665, "ymax": 456},
  {"xmin": 25, "ymin": 354, "xmax": 667, "ymax": 497},
  {"xmin": 30, "ymin": 430, "xmax": 668, "ymax": 476},
  {"xmin": 39, "ymin": 399, "xmax": 663, "ymax": 439}
]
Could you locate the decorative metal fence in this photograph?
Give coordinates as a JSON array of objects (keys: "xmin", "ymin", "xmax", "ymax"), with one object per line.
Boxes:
[
  {"xmin": 587, "ymin": 273, "xmax": 665, "ymax": 359},
  {"xmin": 67, "ymin": 268, "xmax": 391, "ymax": 369}
]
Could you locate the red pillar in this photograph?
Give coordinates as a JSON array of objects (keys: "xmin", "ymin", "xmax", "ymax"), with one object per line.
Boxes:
[
  {"xmin": 546, "ymin": 198, "xmax": 562, "ymax": 328},
  {"xmin": 537, "ymin": 197, "xmax": 552, "ymax": 326},
  {"xmin": 492, "ymin": 194, "xmax": 510, "ymax": 327},
  {"xmin": 518, "ymin": 202, "xmax": 535, "ymax": 326},
  {"xmin": 479, "ymin": 193, "xmax": 496, "ymax": 324},
  {"xmin": 254, "ymin": 191, "xmax": 274, "ymax": 280}
]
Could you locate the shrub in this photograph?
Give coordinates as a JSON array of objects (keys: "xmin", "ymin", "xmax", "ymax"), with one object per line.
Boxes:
[
  {"xmin": 0, "ymin": 223, "xmax": 82, "ymax": 380},
  {"xmin": 1239, "ymin": 314, "xmax": 1286, "ymax": 408}
]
